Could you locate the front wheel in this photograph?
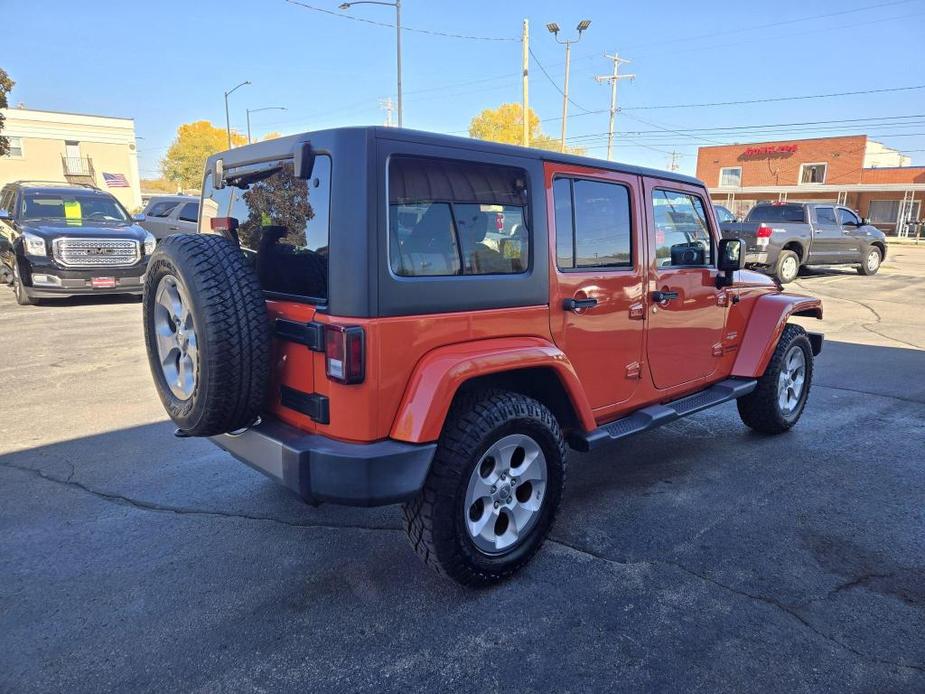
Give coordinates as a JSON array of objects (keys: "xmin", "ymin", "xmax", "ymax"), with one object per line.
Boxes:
[
  {"xmin": 857, "ymin": 247, "xmax": 881, "ymax": 276},
  {"xmin": 12, "ymin": 262, "xmax": 36, "ymax": 306},
  {"xmin": 737, "ymin": 323, "xmax": 813, "ymax": 434},
  {"xmin": 403, "ymin": 390, "xmax": 566, "ymax": 586}
]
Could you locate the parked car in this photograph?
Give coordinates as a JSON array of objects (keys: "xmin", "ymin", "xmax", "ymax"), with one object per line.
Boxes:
[
  {"xmin": 713, "ymin": 204, "xmax": 736, "ymax": 224},
  {"xmin": 0, "ymin": 181, "xmax": 155, "ymax": 305},
  {"xmin": 141, "ymin": 127, "xmax": 823, "ymax": 585},
  {"xmin": 720, "ymin": 201, "xmax": 887, "ymax": 283},
  {"xmin": 139, "ymin": 195, "xmax": 199, "ymax": 239}
]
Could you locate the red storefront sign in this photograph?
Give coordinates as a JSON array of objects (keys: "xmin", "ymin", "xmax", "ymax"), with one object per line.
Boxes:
[{"xmin": 741, "ymin": 144, "xmax": 799, "ymax": 157}]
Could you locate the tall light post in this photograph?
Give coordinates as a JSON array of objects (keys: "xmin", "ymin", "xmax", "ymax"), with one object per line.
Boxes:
[
  {"xmin": 340, "ymin": 1, "xmax": 402, "ymax": 127},
  {"xmin": 547, "ymin": 19, "xmax": 591, "ymax": 152},
  {"xmin": 246, "ymin": 106, "xmax": 287, "ymax": 144},
  {"xmin": 224, "ymin": 80, "xmax": 251, "ymax": 149}
]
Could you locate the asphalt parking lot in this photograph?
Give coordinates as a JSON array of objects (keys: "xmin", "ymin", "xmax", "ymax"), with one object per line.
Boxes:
[{"xmin": 1, "ymin": 248, "xmax": 923, "ymax": 693}]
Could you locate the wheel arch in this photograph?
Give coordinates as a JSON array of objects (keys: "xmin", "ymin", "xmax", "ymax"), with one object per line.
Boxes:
[
  {"xmin": 781, "ymin": 241, "xmax": 805, "ymax": 263},
  {"xmin": 389, "ymin": 337, "xmax": 595, "ymax": 443},
  {"xmin": 731, "ymin": 293, "xmax": 822, "ymax": 378}
]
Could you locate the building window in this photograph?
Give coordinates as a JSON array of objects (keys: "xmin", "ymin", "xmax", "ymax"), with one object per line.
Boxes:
[
  {"xmin": 799, "ymin": 162, "xmax": 827, "ymax": 184},
  {"xmin": 719, "ymin": 167, "xmax": 741, "ymax": 187},
  {"xmin": 869, "ymin": 200, "xmax": 921, "ymax": 224},
  {"xmin": 4, "ymin": 136, "xmax": 23, "ymax": 158}
]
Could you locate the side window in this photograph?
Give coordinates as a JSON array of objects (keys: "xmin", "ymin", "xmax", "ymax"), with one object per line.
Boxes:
[
  {"xmin": 815, "ymin": 207, "xmax": 837, "ymax": 225},
  {"xmin": 178, "ymin": 202, "xmax": 199, "ymax": 223},
  {"xmin": 200, "ymin": 156, "xmax": 332, "ymax": 301},
  {"xmin": 652, "ymin": 189, "xmax": 713, "ymax": 267},
  {"xmin": 388, "ymin": 155, "xmax": 529, "ymax": 277},
  {"xmin": 147, "ymin": 201, "xmax": 179, "ymax": 218},
  {"xmin": 554, "ymin": 177, "xmax": 632, "ymax": 270},
  {"xmin": 0, "ymin": 189, "xmax": 12, "ymax": 214},
  {"xmin": 837, "ymin": 208, "xmax": 860, "ymax": 226}
]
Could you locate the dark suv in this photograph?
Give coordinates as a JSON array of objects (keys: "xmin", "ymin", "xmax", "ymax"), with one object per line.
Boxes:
[{"xmin": 0, "ymin": 181, "xmax": 155, "ymax": 305}]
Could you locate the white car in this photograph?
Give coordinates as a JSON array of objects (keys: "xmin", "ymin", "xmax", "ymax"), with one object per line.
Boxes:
[{"xmin": 139, "ymin": 195, "xmax": 199, "ymax": 239}]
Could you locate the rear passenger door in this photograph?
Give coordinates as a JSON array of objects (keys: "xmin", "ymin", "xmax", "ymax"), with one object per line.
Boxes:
[
  {"xmin": 547, "ymin": 163, "xmax": 646, "ymax": 411},
  {"xmin": 808, "ymin": 206, "xmax": 845, "ymax": 263},
  {"xmin": 176, "ymin": 201, "xmax": 200, "ymax": 234}
]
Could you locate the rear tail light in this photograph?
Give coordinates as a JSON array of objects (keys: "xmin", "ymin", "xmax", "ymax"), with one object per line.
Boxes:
[
  {"xmin": 325, "ymin": 325, "xmax": 365, "ymax": 384},
  {"xmin": 756, "ymin": 224, "xmax": 773, "ymax": 238},
  {"xmin": 210, "ymin": 217, "xmax": 239, "ymax": 233}
]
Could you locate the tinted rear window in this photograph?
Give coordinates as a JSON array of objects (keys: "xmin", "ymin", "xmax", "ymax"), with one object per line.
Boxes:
[
  {"xmin": 745, "ymin": 204, "xmax": 805, "ymax": 223},
  {"xmin": 200, "ymin": 157, "xmax": 332, "ymax": 301}
]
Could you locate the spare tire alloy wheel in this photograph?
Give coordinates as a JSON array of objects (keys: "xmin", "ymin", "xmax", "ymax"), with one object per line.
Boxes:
[
  {"xmin": 153, "ymin": 275, "xmax": 197, "ymax": 400},
  {"xmin": 143, "ymin": 233, "xmax": 270, "ymax": 437},
  {"xmin": 465, "ymin": 433, "xmax": 548, "ymax": 555}
]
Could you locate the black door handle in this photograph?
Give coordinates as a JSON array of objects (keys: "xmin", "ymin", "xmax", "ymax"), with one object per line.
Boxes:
[
  {"xmin": 652, "ymin": 290, "xmax": 679, "ymax": 303},
  {"xmin": 563, "ymin": 297, "xmax": 598, "ymax": 311}
]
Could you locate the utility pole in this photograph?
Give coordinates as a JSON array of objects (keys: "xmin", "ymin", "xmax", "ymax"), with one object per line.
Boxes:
[
  {"xmin": 522, "ymin": 18, "xmax": 529, "ymax": 147},
  {"xmin": 594, "ymin": 53, "xmax": 634, "ymax": 161},
  {"xmin": 547, "ymin": 20, "xmax": 591, "ymax": 153},
  {"xmin": 379, "ymin": 97, "xmax": 394, "ymax": 127},
  {"xmin": 669, "ymin": 151, "xmax": 680, "ymax": 172}
]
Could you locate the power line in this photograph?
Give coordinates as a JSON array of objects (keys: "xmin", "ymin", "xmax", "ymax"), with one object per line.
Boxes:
[
  {"xmin": 528, "ymin": 47, "xmax": 591, "ymax": 113},
  {"xmin": 284, "ymin": 0, "xmax": 517, "ymax": 41}
]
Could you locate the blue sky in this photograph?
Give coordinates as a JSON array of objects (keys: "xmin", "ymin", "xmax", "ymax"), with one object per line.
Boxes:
[{"xmin": 5, "ymin": 0, "xmax": 924, "ymax": 178}]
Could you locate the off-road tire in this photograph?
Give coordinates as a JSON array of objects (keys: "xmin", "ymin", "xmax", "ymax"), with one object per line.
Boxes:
[
  {"xmin": 774, "ymin": 250, "xmax": 800, "ymax": 284},
  {"xmin": 857, "ymin": 246, "xmax": 882, "ymax": 276},
  {"xmin": 737, "ymin": 323, "xmax": 813, "ymax": 434},
  {"xmin": 402, "ymin": 390, "xmax": 567, "ymax": 587},
  {"xmin": 12, "ymin": 262, "xmax": 36, "ymax": 306},
  {"xmin": 142, "ymin": 233, "xmax": 270, "ymax": 436}
]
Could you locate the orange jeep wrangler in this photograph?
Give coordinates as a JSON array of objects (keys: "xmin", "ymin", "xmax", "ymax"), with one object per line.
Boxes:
[{"xmin": 142, "ymin": 127, "xmax": 822, "ymax": 586}]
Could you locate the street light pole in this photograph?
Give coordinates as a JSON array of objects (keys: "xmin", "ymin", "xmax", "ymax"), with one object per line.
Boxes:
[
  {"xmin": 224, "ymin": 80, "xmax": 251, "ymax": 149},
  {"xmin": 340, "ymin": 0, "xmax": 402, "ymax": 127},
  {"xmin": 246, "ymin": 106, "xmax": 287, "ymax": 144},
  {"xmin": 547, "ymin": 20, "xmax": 591, "ymax": 153}
]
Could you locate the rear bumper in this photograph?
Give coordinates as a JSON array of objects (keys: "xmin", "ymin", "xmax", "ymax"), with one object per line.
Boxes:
[{"xmin": 210, "ymin": 418, "xmax": 437, "ymax": 507}]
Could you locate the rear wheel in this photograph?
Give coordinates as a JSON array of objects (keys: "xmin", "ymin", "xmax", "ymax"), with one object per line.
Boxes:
[
  {"xmin": 403, "ymin": 390, "xmax": 566, "ymax": 586},
  {"xmin": 737, "ymin": 323, "xmax": 813, "ymax": 434},
  {"xmin": 857, "ymin": 247, "xmax": 881, "ymax": 276},
  {"xmin": 774, "ymin": 250, "xmax": 800, "ymax": 284}
]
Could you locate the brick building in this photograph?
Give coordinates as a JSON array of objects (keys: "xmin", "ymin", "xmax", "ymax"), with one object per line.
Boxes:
[{"xmin": 697, "ymin": 135, "xmax": 923, "ymax": 236}]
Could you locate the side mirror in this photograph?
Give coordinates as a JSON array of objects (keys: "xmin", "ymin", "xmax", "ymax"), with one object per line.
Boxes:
[
  {"xmin": 293, "ymin": 141, "xmax": 316, "ymax": 179},
  {"xmin": 132, "ymin": 213, "xmax": 146, "ymax": 222},
  {"xmin": 716, "ymin": 238, "xmax": 745, "ymax": 288},
  {"xmin": 0, "ymin": 208, "xmax": 10, "ymax": 221},
  {"xmin": 862, "ymin": 217, "xmax": 871, "ymax": 226}
]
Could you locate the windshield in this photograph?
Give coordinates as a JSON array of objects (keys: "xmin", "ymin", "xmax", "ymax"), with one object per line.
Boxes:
[
  {"xmin": 745, "ymin": 204, "xmax": 805, "ymax": 223},
  {"xmin": 21, "ymin": 192, "xmax": 131, "ymax": 224}
]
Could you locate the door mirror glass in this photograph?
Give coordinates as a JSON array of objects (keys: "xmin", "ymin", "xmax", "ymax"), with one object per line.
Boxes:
[
  {"xmin": 132, "ymin": 213, "xmax": 146, "ymax": 222},
  {"xmin": 718, "ymin": 238, "xmax": 745, "ymax": 271}
]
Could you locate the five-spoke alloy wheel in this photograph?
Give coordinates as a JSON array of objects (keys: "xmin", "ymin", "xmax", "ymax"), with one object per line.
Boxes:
[
  {"xmin": 153, "ymin": 275, "xmax": 198, "ymax": 400},
  {"xmin": 404, "ymin": 390, "xmax": 566, "ymax": 586}
]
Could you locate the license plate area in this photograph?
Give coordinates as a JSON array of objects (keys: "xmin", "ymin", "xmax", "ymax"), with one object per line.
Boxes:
[{"xmin": 90, "ymin": 277, "xmax": 117, "ymax": 288}]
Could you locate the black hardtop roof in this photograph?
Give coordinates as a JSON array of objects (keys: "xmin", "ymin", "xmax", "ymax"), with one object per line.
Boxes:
[{"xmin": 207, "ymin": 126, "xmax": 702, "ymax": 187}]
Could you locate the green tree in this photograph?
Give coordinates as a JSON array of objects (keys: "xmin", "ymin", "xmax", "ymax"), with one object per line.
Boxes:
[
  {"xmin": 0, "ymin": 69, "xmax": 15, "ymax": 157},
  {"xmin": 468, "ymin": 102, "xmax": 585, "ymax": 155},
  {"xmin": 162, "ymin": 120, "xmax": 246, "ymax": 189}
]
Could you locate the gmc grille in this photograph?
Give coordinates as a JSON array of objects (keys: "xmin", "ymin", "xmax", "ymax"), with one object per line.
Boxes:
[{"xmin": 52, "ymin": 238, "xmax": 141, "ymax": 268}]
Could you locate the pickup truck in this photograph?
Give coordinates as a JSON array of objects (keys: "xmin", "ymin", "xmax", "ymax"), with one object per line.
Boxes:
[{"xmin": 720, "ymin": 201, "xmax": 887, "ymax": 283}]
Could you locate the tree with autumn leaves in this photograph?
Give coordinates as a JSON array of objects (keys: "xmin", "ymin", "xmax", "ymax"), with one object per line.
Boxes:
[
  {"xmin": 468, "ymin": 103, "xmax": 585, "ymax": 155},
  {"xmin": 161, "ymin": 121, "xmax": 246, "ymax": 190}
]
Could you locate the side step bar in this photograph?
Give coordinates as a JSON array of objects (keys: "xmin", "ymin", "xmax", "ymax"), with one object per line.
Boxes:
[{"xmin": 570, "ymin": 378, "xmax": 758, "ymax": 452}]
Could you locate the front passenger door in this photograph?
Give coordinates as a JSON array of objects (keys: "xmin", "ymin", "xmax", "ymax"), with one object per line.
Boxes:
[
  {"xmin": 644, "ymin": 181, "xmax": 726, "ymax": 390},
  {"xmin": 808, "ymin": 206, "xmax": 847, "ymax": 263},
  {"xmin": 836, "ymin": 207, "xmax": 863, "ymax": 262}
]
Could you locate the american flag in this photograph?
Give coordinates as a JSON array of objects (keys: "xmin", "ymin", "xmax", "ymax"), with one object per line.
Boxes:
[{"xmin": 102, "ymin": 172, "xmax": 130, "ymax": 188}]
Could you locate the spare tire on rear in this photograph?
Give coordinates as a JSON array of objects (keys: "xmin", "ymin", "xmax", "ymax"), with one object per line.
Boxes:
[{"xmin": 142, "ymin": 233, "xmax": 270, "ymax": 437}]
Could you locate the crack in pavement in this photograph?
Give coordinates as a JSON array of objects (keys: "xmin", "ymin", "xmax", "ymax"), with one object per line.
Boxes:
[
  {"xmin": 813, "ymin": 383, "xmax": 925, "ymax": 406},
  {"xmin": 547, "ymin": 537, "xmax": 925, "ymax": 674},
  {"xmin": 0, "ymin": 461, "xmax": 401, "ymax": 534}
]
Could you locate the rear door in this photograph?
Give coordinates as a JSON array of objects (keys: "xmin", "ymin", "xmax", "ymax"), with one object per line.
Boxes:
[
  {"xmin": 175, "ymin": 201, "xmax": 200, "ymax": 234},
  {"xmin": 547, "ymin": 163, "xmax": 646, "ymax": 410},
  {"xmin": 808, "ymin": 206, "xmax": 846, "ymax": 263},
  {"xmin": 643, "ymin": 179, "xmax": 726, "ymax": 390}
]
